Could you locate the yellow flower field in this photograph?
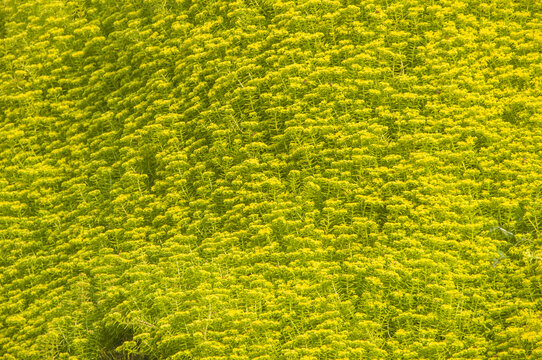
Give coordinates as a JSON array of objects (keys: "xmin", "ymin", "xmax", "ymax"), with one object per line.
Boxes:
[{"xmin": 0, "ymin": 0, "xmax": 541, "ymax": 359}]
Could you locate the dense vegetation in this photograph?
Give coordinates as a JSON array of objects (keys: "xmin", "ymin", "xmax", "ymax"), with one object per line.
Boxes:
[{"xmin": 1, "ymin": 0, "xmax": 541, "ymax": 359}]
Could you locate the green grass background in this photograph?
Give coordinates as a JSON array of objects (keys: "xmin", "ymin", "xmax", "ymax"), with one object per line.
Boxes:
[{"xmin": 1, "ymin": 0, "xmax": 541, "ymax": 359}]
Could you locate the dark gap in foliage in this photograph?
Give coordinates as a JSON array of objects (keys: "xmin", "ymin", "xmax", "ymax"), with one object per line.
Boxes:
[
  {"xmin": 250, "ymin": 0, "xmax": 274, "ymax": 23},
  {"xmin": 384, "ymin": 313, "xmax": 398, "ymax": 338},
  {"xmin": 474, "ymin": 133, "xmax": 490, "ymax": 150},
  {"xmin": 353, "ymin": 274, "xmax": 367, "ymax": 302},
  {"xmin": 514, "ymin": 201, "xmax": 530, "ymax": 234},
  {"xmin": 96, "ymin": 324, "xmax": 136, "ymax": 360},
  {"xmin": 164, "ymin": 0, "xmax": 180, "ymax": 14},
  {"xmin": 137, "ymin": 0, "xmax": 155, "ymax": 26},
  {"xmin": 376, "ymin": 204, "xmax": 388, "ymax": 231},
  {"xmin": 185, "ymin": 1, "xmax": 202, "ymax": 26},
  {"xmin": 501, "ymin": 108, "xmax": 517, "ymax": 125},
  {"xmin": 385, "ymin": 124, "xmax": 398, "ymax": 143},
  {"xmin": 501, "ymin": 102, "xmax": 535, "ymax": 125},
  {"xmin": 23, "ymin": 195, "xmax": 38, "ymax": 217},
  {"xmin": 0, "ymin": 8, "xmax": 6, "ymax": 39},
  {"xmin": 100, "ymin": 15, "xmax": 115, "ymax": 39},
  {"xmin": 142, "ymin": 151, "xmax": 157, "ymax": 190}
]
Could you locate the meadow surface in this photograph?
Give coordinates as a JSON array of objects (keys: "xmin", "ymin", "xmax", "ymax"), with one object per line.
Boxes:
[{"xmin": 1, "ymin": 0, "xmax": 541, "ymax": 359}]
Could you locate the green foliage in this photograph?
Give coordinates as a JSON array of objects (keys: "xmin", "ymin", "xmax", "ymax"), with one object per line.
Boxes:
[{"xmin": 1, "ymin": 0, "xmax": 542, "ymax": 358}]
